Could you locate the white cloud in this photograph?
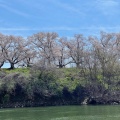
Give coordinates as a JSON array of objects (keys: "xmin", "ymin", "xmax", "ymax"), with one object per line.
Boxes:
[
  {"xmin": 0, "ymin": 28, "xmax": 31, "ymax": 31},
  {"xmin": 49, "ymin": 0, "xmax": 85, "ymax": 16},
  {"xmin": 1, "ymin": 26, "xmax": 120, "ymax": 31},
  {"xmin": 1, "ymin": 26, "xmax": 120, "ymax": 38},
  {"xmin": 0, "ymin": 27, "xmax": 74, "ymax": 31},
  {"xmin": 95, "ymin": 0, "xmax": 119, "ymax": 15},
  {"xmin": 96, "ymin": 0, "xmax": 119, "ymax": 7},
  {"xmin": 0, "ymin": 3, "xmax": 29, "ymax": 17}
]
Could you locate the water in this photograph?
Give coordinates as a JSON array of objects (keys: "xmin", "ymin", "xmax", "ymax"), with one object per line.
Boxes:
[{"xmin": 0, "ymin": 105, "xmax": 120, "ymax": 120}]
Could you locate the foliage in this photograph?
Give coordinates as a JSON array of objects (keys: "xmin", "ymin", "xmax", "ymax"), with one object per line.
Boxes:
[{"xmin": 0, "ymin": 66, "xmax": 120, "ymax": 106}]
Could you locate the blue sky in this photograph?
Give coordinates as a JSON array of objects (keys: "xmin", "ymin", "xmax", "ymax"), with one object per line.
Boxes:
[{"xmin": 0, "ymin": 0, "xmax": 120, "ymax": 37}]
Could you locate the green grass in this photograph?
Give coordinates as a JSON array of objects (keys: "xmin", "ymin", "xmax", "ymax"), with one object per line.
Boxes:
[
  {"xmin": 1, "ymin": 67, "xmax": 87, "ymax": 92},
  {"xmin": 1, "ymin": 68, "xmax": 30, "ymax": 76},
  {"xmin": 55, "ymin": 68, "xmax": 87, "ymax": 92},
  {"xmin": 0, "ymin": 67, "xmax": 97, "ymax": 92}
]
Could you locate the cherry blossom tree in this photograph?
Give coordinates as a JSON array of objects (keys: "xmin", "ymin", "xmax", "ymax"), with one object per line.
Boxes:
[
  {"xmin": 0, "ymin": 33, "xmax": 7, "ymax": 68},
  {"xmin": 54, "ymin": 38, "xmax": 71, "ymax": 68},
  {"xmin": 29, "ymin": 32, "xmax": 58, "ymax": 67},
  {"xmin": 65, "ymin": 34, "xmax": 86, "ymax": 68},
  {"xmin": 3, "ymin": 35, "xmax": 26, "ymax": 69},
  {"xmin": 89, "ymin": 32, "xmax": 118, "ymax": 81}
]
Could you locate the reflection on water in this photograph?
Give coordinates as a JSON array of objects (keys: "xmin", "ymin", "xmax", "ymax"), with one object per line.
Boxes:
[{"xmin": 0, "ymin": 105, "xmax": 120, "ymax": 120}]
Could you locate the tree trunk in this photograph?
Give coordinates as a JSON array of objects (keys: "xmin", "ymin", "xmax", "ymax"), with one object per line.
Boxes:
[
  {"xmin": 0, "ymin": 61, "xmax": 4, "ymax": 68},
  {"xmin": 9, "ymin": 63, "xmax": 15, "ymax": 69},
  {"xmin": 58, "ymin": 57, "xmax": 64, "ymax": 68},
  {"xmin": 76, "ymin": 63, "xmax": 80, "ymax": 68}
]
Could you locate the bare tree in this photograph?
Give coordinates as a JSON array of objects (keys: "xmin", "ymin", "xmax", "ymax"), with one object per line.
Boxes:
[
  {"xmin": 3, "ymin": 35, "xmax": 26, "ymax": 69},
  {"xmin": 0, "ymin": 48, "xmax": 4, "ymax": 68},
  {"xmin": 0, "ymin": 53, "xmax": 4, "ymax": 68},
  {"xmin": 54, "ymin": 37, "xmax": 71, "ymax": 68},
  {"xmin": 29, "ymin": 32, "xmax": 58, "ymax": 67},
  {"xmin": 89, "ymin": 32, "xmax": 118, "ymax": 81},
  {"xmin": 21, "ymin": 39, "xmax": 37, "ymax": 67},
  {"xmin": 0, "ymin": 33, "xmax": 7, "ymax": 68},
  {"xmin": 65, "ymin": 34, "xmax": 86, "ymax": 68},
  {"xmin": 84, "ymin": 37, "xmax": 101, "ymax": 81}
]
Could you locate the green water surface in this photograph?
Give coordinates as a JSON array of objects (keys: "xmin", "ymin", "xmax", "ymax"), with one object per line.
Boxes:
[{"xmin": 0, "ymin": 105, "xmax": 120, "ymax": 120}]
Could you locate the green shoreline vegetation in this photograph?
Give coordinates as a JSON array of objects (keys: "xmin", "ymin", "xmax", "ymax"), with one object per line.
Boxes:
[
  {"xmin": 0, "ymin": 66, "xmax": 120, "ymax": 108},
  {"xmin": 0, "ymin": 31, "xmax": 120, "ymax": 108}
]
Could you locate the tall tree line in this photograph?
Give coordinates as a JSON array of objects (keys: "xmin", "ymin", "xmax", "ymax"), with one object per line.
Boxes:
[{"xmin": 0, "ymin": 31, "xmax": 120, "ymax": 77}]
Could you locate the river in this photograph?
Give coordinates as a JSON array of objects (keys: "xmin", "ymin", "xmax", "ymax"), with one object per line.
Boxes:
[{"xmin": 0, "ymin": 105, "xmax": 120, "ymax": 120}]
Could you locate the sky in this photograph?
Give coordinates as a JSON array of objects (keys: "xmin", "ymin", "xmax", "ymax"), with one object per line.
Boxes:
[
  {"xmin": 1, "ymin": 0, "xmax": 120, "ymax": 68},
  {"xmin": 0, "ymin": 0, "xmax": 120, "ymax": 38}
]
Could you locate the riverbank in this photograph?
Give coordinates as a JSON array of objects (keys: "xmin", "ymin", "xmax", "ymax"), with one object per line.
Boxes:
[
  {"xmin": 0, "ymin": 67, "xmax": 120, "ymax": 108},
  {"xmin": 0, "ymin": 94, "xmax": 120, "ymax": 108}
]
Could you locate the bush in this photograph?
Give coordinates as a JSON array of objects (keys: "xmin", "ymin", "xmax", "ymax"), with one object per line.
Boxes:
[{"xmin": 2, "ymin": 94, "xmax": 10, "ymax": 104}]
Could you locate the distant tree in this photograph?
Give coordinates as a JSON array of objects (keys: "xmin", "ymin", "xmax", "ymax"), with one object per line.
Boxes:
[
  {"xmin": 3, "ymin": 35, "xmax": 26, "ymax": 69},
  {"xmin": 65, "ymin": 34, "xmax": 86, "ymax": 68},
  {"xmin": 0, "ymin": 50, "xmax": 4, "ymax": 68},
  {"xmin": 21, "ymin": 39, "xmax": 37, "ymax": 67},
  {"xmin": 54, "ymin": 38, "xmax": 71, "ymax": 68},
  {"xmin": 84, "ymin": 38, "xmax": 100, "ymax": 81},
  {"xmin": 0, "ymin": 33, "xmax": 7, "ymax": 68},
  {"xmin": 89, "ymin": 32, "xmax": 118, "ymax": 82},
  {"xmin": 29, "ymin": 32, "xmax": 58, "ymax": 67}
]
